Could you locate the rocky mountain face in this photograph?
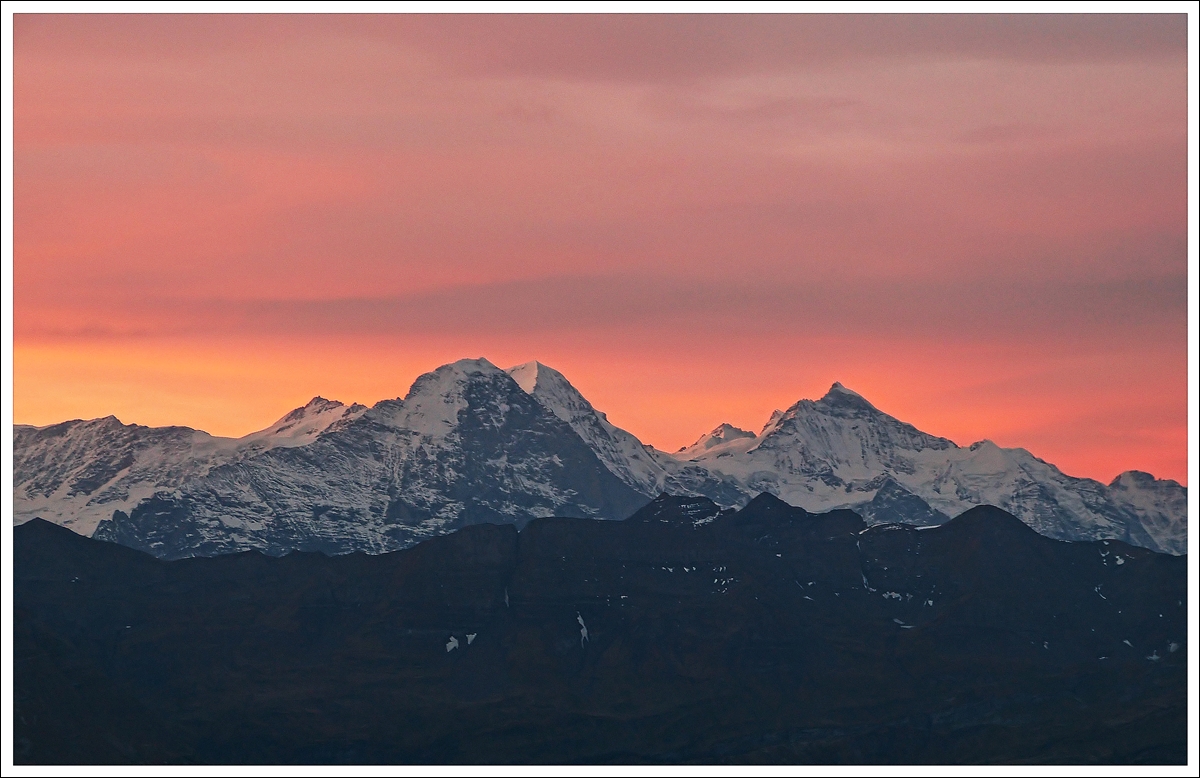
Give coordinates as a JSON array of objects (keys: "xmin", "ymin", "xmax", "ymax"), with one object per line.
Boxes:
[
  {"xmin": 504, "ymin": 362, "xmax": 750, "ymax": 506},
  {"xmin": 1107, "ymin": 471, "xmax": 1188, "ymax": 555},
  {"xmin": 14, "ymin": 417, "xmax": 240, "ymax": 537},
  {"xmin": 13, "ymin": 397, "xmax": 366, "ymax": 537},
  {"xmin": 14, "ymin": 500, "xmax": 1187, "ymax": 764},
  {"xmin": 13, "ymin": 359, "xmax": 1186, "ymax": 558},
  {"xmin": 87, "ymin": 359, "xmax": 646, "ymax": 558}
]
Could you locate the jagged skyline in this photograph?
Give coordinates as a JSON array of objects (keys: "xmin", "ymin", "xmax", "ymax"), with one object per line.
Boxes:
[{"xmin": 15, "ymin": 357, "xmax": 1186, "ymax": 557}]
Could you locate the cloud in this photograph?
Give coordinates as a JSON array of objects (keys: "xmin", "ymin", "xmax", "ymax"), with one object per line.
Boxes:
[
  {"xmin": 16, "ymin": 270, "xmax": 1185, "ymax": 353},
  {"xmin": 16, "ymin": 15, "xmax": 1186, "ymax": 82}
]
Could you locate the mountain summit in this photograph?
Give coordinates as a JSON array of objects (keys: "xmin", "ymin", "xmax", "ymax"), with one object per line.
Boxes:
[
  {"xmin": 819, "ymin": 381, "xmax": 878, "ymax": 411},
  {"xmin": 677, "ymin": 423, "xmax": 756, "ymax": 457},
  {"xmin": 13, "ymin": 359, "xmax": 1186, "ymax": 558},
  {"xmin": 681, "ymin": 381, "xmax": 1180, "ymax": 553}
]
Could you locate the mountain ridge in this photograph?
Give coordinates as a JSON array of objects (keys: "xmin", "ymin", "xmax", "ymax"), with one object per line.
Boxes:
[
  {"xmin": 13, "ymin": 499, "xmax": 1187, "ymax": 764},
  {"xmin": 13, "ymin": 359, "xmax": 1186, "ymax": 557}
]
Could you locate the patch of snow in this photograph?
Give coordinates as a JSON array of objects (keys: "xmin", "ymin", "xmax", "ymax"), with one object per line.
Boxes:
[{"xmin": 240, "ymin": 397, "xmax": 367, "ymax": 450}]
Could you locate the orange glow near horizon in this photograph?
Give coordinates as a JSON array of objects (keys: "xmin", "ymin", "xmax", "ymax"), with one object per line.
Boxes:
[
  {"xmin": 14, "ymin": 331, "xmax": 1187, "ymax": 487},
  {"xmin": 12, "ymin": 15, "xmax": 1190, "ymax": 486}
]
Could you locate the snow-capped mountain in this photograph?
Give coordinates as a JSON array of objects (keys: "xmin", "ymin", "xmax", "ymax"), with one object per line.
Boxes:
[
  {"xmin": 12, "ymin": 358, "xmax": 1186, "ymax": 557},
  {"xmin": 1107, "ymin": 471, "xmax": 1188, "ymax": 555},
  {"xmin": 84, "ymin": 359, "xmax": 646, "ymax": 557},
  {"xmin": 678, "ymin": 383, "xmax": 1185, "ymax": 554},
  {"xmin": 676, "ymin": 423, "xmax": 757, "ymax": 459},
  {"xmin": 238, "ymin": 396, "xmax": 367, "ymax": 450},
  {"xmin": 13, "ymin": 397, "xmax": 367, "ymax": 537},
  {"xmin": 15, "ymin": 417, "xmax": 238, "ymax": 536}
]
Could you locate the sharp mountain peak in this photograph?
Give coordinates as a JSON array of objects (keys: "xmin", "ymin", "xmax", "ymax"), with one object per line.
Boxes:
[{"xmin": 12, "ymin": 355, "xmax": 1187, "ymax": 558}]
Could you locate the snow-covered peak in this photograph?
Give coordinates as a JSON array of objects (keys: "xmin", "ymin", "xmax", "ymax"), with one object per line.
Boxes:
[
  {"xmin": 74, "ymin": 414, "xmax": 132, "ymax": 432},
  {"xmin": 812, "ymin": 382, "xmax": 880, "ymax": 415},
  {"xmin": 1107, "ymin": 470, "xmax": 1187, "ymax": 555},
  {"xmin": 1110, "ymin": 470, "xmax": 1179, "ymax": 491},
  {"xmin": 758, "ymin": 409, "xmax": 786, "ymax": 437},
  {"xmin": 241, "ymin": 397, "xmax": 367, "ymax": 448},
  {"xmin": 301, "ymin": 396, "xmax": 341, "ymax": 411},
  {"xmin": 505, "ymin": 361, "xmax": 587, "ymax": 414},
  {"xmin": 744, "ymin": 384, "xmax": 878, "ymax": 441},
  {"xmin": 12, "ymin": 415, "xmax": 236, "ymax": 536},
  {"xmin": 506, "ymin": 361, "xmax": 545, "ymax": 395},
  {"xmin": 270, "ymin": 397, "xmax": 343, "ymax": 427},
  {"xmin": 448, "ymin": 357, "xmax": 502, "ymax": 375},
  {"xmin": 821, "ymin": 381, "xmax": 871, "ymax": 405},
  {"xmin": 756, "ymin": 384, "xmax": 955, "ymax": 454},
  {"xmin": 505, "ymin": 361, "xmax": 592, "ymax": 420},
  {"xmin": 384, "ymin": 358, "xmax": 509, "ymax": 438},
  {"xmin": 680, "ymin": 382, "xmax": 959, "ymax": 506},
  {"xmin": 676, "ymin": 423, "xmax": 757, "ymax": 458},
  {"xmin": 405, "ymin": 358, "xmax": 504, "ymax": 399}
]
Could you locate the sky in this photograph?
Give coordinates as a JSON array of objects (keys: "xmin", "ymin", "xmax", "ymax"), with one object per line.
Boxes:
[{"xmin": 11, "ymin": 13, "xmax": 1191, "ymax": 485}]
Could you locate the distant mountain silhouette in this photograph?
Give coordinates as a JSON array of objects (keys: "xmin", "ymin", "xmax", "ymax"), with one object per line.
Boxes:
[{"xmin": 15, "ymin": 498, "xmax": 1186, "ymax": 765}]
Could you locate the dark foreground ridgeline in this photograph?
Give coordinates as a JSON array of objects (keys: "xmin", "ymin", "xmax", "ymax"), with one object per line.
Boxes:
[{"xmin": 14, "ymin": 495, "xmax": 1187, "ymax": 764}]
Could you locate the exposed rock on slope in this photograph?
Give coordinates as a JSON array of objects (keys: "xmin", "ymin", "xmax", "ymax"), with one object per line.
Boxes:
[
  {"xmin": 679, "ymin": 383, "xmax": 1184, "ymax": 553},
  {"xmin": 14, "ymin": 360, "xmax": 1186, "ymax": 557},
  {"xmin": 90, "ymin": 359, "xmax": 645, "ymax": 558}
]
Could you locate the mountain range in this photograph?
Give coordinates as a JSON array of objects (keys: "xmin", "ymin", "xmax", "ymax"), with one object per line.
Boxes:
[
  {"xmin": 13, "ymin": 357, "xmax": 1187, "ymax": 558},
  {"xmin": 13, "ymin": 497, "xmax": 1187, "ymax": 763}
]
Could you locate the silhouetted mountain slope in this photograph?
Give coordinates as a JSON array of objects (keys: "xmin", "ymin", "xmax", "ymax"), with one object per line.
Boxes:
[{"xmin": 15, "ymin": 498, "xmax": 1186, "ymax": 765}]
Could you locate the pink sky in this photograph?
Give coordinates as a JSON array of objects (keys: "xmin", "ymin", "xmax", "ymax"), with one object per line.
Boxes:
[{"xmin": 12, "ymin": 14, "xmax": 1189, "ymax": 484}]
